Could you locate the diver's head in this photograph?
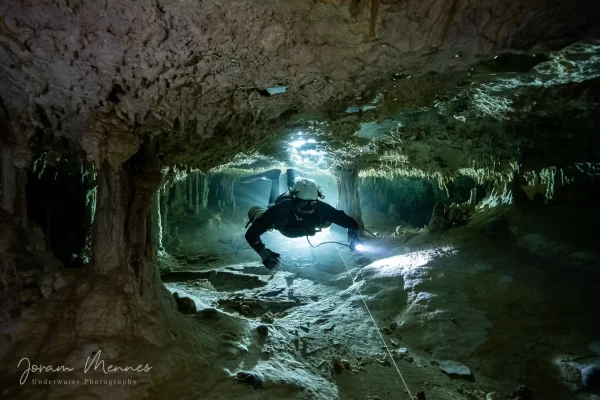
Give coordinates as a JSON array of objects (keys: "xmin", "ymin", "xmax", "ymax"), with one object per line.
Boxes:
[{"xmin": 290, "ymin": 178, "xmax": 322, "ymax": 215}]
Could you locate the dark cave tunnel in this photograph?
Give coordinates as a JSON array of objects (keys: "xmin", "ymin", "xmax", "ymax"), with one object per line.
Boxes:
[{"xmin": 25, "ymin": 156, "xmax": 95, "ymax": 268}]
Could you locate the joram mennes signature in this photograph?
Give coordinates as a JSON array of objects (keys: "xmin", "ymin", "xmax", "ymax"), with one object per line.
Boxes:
[{"xmin": 18, "ymin": 350, "xmax": 152, "ymax": 384}]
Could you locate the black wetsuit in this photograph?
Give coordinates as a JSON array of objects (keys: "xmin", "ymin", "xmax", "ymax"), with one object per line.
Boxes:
[{"xmin": 245, "ymin": 198, "xmax": 359, "ymax": 253}]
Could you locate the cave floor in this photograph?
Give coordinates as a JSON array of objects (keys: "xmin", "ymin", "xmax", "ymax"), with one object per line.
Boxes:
[{"xmin": 159, "ymin": 207, "xmax": 600, "ymax": 400}]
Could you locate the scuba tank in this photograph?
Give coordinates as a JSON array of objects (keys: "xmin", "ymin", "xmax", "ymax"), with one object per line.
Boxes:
[{"xmin": 245, "ymin": 206, "xmax": 266, "ymax": 228}]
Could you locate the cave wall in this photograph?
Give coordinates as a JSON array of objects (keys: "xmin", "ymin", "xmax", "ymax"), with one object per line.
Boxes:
[{"xmin": 0, "ymin": 110, "xmax": 31, "ymax": 227}]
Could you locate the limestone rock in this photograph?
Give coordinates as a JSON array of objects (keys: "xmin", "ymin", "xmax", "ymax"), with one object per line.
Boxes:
[
  {"xmin": 260, "ymin": 312, "xmax": 276, "ymax": 323},
  {"xmin": 235, "ymin": 371, "xmax": 263, "ymax": 389},
  {"xmin": 173, "ymin": 292, "xmax": 197, "ymax": 314},
  {"xmin": 438, "ymin": 360, "xmax": 473, "ymax": 380}
]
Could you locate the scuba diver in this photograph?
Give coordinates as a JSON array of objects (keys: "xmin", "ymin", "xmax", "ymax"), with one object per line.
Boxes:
[{"xmin": 242, "ymin": 169, "xmax": 362, "ymax": 270}]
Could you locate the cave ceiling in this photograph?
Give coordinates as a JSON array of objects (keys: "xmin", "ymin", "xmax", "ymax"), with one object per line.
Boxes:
[{"xmin": 1, "ymin": 0, "xmax": 599, "ymax": 176}]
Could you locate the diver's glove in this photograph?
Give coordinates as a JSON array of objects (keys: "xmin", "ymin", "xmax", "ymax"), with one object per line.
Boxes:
[
  {"xmin": 348, "ymin": 228, "xmax": 363, "ymax": 252},
  {"xmin": 259, "ymin": 249, "xmax": 281, "ymax": 270}
]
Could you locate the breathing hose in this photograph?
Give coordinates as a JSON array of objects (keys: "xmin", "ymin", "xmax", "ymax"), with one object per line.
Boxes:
[
  {"xmin": 306, "ymin": 236, "xmax": 349, "ymax": 248},
  {"xmin": 306, "ymin": 227, "xmax": 377, "ymax": 248}
]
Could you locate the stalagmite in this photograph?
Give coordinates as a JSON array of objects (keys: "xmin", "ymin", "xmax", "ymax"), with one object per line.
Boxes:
[{"xmin": 468, "ymin": 188, "xmax": 477, "ymax": 210}]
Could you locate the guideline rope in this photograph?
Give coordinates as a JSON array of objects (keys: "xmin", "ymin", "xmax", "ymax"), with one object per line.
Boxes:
[{"xmin": 328, "ymin": 232, "xmax": 415, "ymax": 400}]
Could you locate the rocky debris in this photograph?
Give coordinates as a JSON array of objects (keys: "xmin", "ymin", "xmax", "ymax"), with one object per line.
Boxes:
[
  {"xmin": 235, "ymin": 371, "xmax": 262, "ymax": 389},
  {"xmin": 428, "ymin": 201, "xmax": 474, "ymax": 232},
  {"xmin": 375, "ymin": 353, "xmax": 391, "ymax": 366},
  {"xmin": 260, "ymin": 312, "xmax": 275, "ymax": 323},
  {"xmin": 185, "ymin": 279, "xmax": 215, "ymax": 291},
  {"xmin": 163, "ymin": 269, "xmax": 266, "ymax": 291},
  {"xmin": 256, "ymin": 325, "xmax": 269, "ymax": 336},
  {"xmin": 240, "ymin": 304, "xmax": 252, "ymax": 315},
  {"xmin": 391, "ymin": 347, "xmax": 413, "ymax": 363},
  {"xmin": 197, "ymin": 307, "xmax": 219, "ymax": 319},
  {"xmin": 510, "ymin": 386, "xmax": 532, "ymax": 400},
  {"xmin": 219, "ymin": 296, "xmax": 302, "ymax": 317},
  {"xmin": 459, "ymin": 389, "xmax": 487, "ymax": 400},
  {"xmin": 381, "ymin": 322, "xmax": 397, "ymax": 335},
  {"xmin": 437, "ymin": 360, "xmax": 474, "ymax": 380},
  {"xmin": 172, "ymin": 292, "xmax": 197, "ymax": 314},
  {"xmin": 331, "ymin": 356, "xmax": 353, "ymax": 375},
  {"xmin": 486, "ymin": 393, "xmax": 501, "ymax": 400}
]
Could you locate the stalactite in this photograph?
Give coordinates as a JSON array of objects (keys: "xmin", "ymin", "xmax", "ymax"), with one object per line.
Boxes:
[
  {"xmin": 209, "ymin": 172, "xmax": 235, "ymax": 213},
  {"xmin": 146, "ymin": 193, "xmax": 160, "ymax": 264},
  {"xmin": 160, "ymin": 186, "xmax": 169, "ymax": 244},
  {"xmin": 156, "ymin": 191, "xmax": 163, "ymax": 250},
  {"xmin": 348, "ymin": 0, "xmax": 379, "ymax": 38},
  {"xmin": 369, "ymin": 0, "xmax": 380, "ymax": 38},
  {"xmin": 81, "ymin": 168, "xmax": 96, "ymax": 263},
  {"xmin": 178, "ymin": 179, "xmax": 185, "ymax": 209},
  {"xmin": 186, "ymin": 173, "xmax": 193, "ymax": 212},
  {"xmin": 335, "ymin": 167, "xmax": 364, "ymax": 230},
  {"xmin": 468, "ymin": 188, "xmax": 477, "ymax": 209},
  {"xmin": 199, "ymin": 172, "xmax": 209, "ymax": 208},
  {"xmin": 191, "ymin": 172, "xmax": 200, "ymax": 214}
]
